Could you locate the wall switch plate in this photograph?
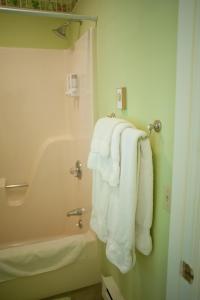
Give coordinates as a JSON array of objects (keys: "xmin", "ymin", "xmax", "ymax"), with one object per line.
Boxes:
[{"xmin": 116, "ymin": 87, "xmax": 126, "ymax": 110}]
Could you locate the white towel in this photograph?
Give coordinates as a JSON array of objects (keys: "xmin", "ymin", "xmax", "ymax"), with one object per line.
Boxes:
[
  {"xmin": 90, "ymin": 171, "xmax": 112, "ymax": 242},
  {"xmin": 88, "ymin": 122, "xmax": 132, "ymax": 186},
  {"xmin": 106, "ymin": 128, "xmax": 144, "ymax": 272},
  {"xmin": 88, "ymin": 117, "xmax": 125, "ymax": 158},
  {"xmin": 135, "ymin": 139, "xmax": 153, "ymax": 255},
  {"xmin": 90, "ymin": 127, "xmax": 153, "ymax": 273}
]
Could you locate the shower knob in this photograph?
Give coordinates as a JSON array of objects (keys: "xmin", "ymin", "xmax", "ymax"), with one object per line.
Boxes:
[
  {"xmin": 70, "ymin": 160, "xmax": 82, "ymax": 179},
  {"xmin": 76, "ymin": 219, "xmax": 83, "ymax": 229}
]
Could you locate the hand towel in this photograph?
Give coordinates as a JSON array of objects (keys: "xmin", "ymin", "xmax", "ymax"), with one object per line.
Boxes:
[
  {"xmin": 135, "ymin": 139, "xmax": 153, "ymax": 255},
  {"xmin": 89, "ymin": 118, "xmax": 131, "ymax": 242},
  {"xmin": 88, "ymin": 117, "xmax": 125, "ymax": 159},
  {"xmin": 88, "ymin": 122, "xmax": 132, "ymax": 186}
]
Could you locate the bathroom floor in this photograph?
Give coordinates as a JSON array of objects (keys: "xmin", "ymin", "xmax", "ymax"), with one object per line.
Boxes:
[{"xmin": 44, "ymin": 283, "xmax": 103, "ymax": 300}]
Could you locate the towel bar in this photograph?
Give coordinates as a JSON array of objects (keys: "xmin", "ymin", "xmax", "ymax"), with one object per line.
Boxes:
[
  {"xmin": 107, "ymin": 112, "xmax": 116, "ymax": 118},
  {"xmin": 107, "ymin": 113, "xmax": 162, "ymax": 139}
]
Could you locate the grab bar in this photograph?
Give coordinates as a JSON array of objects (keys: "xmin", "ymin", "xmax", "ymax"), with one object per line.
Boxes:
[{"xmin": 5, "ymin": 183, "xmax": 29, "ymax": 189}]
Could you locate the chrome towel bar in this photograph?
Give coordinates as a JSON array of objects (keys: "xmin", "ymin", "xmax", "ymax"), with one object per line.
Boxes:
[{"xmin": 107, "ymin": 113, "xmax": 162, "ymax": 139}]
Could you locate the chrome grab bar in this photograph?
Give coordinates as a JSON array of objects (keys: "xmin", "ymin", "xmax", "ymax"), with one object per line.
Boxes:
[
  {"xmin": 66, "ymin": 207, "xmax": 86, "ymax": 217},
  {"xmin": 5, "ymin": 183, "xmax": 29, "ymax": 189}
]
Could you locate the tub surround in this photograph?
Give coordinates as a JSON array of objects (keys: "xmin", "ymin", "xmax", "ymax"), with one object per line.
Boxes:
[{"xmin": 0, "ymin": 28, "xmax": 96, "ymax": 299}]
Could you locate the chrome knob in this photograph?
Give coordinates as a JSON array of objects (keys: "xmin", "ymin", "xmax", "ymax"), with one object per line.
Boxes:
[
  {"xmin": 70, "ymin": 160, "xmax": 82, "ymax": 179},
  {"xmin": 76, "ymin": 219, "xmax": 83, "ymax": 229}
]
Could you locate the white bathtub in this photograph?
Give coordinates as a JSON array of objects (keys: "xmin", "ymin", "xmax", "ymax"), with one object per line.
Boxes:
[
  {"xmin": 0, "ymin": 137, "xmax": 100, "ymax": 299},
  {"xmin": 0, "ymin": 230, "xmax": 100, "ymax": 300}
]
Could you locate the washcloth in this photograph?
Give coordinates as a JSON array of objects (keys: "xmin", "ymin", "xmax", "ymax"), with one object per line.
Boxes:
[{"xmin": 88, "ymin": 122, "xmax": 133, "ymax": 186}]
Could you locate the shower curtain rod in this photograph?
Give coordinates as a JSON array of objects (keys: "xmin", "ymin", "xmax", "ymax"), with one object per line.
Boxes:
[{"xmin": 0, "ymin": 6, "xmax": 97, "ymax": 22}]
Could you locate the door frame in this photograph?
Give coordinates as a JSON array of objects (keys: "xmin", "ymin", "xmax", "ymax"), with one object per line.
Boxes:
[{"xmin": 166, "ymin": 0, "xmax": 200, "ymax": 299}]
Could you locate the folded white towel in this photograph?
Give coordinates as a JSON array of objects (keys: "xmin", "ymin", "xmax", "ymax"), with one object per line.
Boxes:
[
  {"xmin": 88, "ymin": 117, "xmax": 125, "ymax": 158},
  {"xmin": 88, "ymin": 122, "xmax": 132, "ymax": 186}
]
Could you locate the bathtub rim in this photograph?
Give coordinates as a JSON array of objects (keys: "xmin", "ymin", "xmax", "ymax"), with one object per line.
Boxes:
[{"xmin": 0, "ymin": 229, "xmax": 96, "ymax": 251}]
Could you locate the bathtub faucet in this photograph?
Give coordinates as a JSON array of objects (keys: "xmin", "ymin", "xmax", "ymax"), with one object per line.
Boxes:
[{"xmin": 66, "ymin": 207, "xmax": 86, "ymax": 217}]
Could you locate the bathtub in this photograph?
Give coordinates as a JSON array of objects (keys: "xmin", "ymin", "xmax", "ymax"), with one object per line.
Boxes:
[
  {"xmin": 0, "ymin": 136, "xmax": 100, "ymax": 299},
  {"xmin": 0, "ymin": 230, "xmax": 100, "ymax": 300}
]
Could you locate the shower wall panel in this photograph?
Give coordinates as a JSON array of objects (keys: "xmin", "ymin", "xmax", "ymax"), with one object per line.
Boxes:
[
  {"xmin": 64, "ymin": 29, "xmax": 94, "ymax": 139},
  {"xmin": 0, "ymin": 30, "xmax": 93, "ymax": 245},
  {"xmin": 0, "ymin": 47, "xmax": 70, "ymax": 187}
]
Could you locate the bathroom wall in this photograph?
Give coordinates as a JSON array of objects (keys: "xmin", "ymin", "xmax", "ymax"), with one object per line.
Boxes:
[
  {"xmin": 0, "ymin": 13, "xmax": 69, "ymax": 49},
  {"xmin": 72, "ymin": 1, "xmax": 178, "ymax": 300},
  {"xmin": 0, "ymin": 1, "xmax": 178, "ymax": 298}
]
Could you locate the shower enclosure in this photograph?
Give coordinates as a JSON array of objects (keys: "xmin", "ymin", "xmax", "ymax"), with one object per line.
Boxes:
[{"xmin": 0, "ymin": 26, "xmax": 100, "ymax": 299}]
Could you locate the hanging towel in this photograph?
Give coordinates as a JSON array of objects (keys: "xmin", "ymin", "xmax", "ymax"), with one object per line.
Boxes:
[
  {"xmin": 105, "ymin": 128, "xmax": 153, "ymax": 273},
  {"xmin": 90, "ymin": 171, "xmax": 113, "ymax": 242},
  {"xmin": 89, "ymin": 120, "xmax": 133, "ymax": 241},
  {"xmin": 88, "ymin": 122, "xmax": 153, "ymax": 273},
  {"xmin": 135, "ymin": 139, "xmax": 153, "ymax": 255},
  {"xmin": 105, "ymin": 128, "xmax": 142, "ymax": 272},
  {"xmin": 88, "ymin": 122, "xmax": 132, "ymax": 187},
  {"xmin": 105, "ymin": 128, "xmax": 153, "ymax": 272},
  {"xmin": 87, "ymin": 117, "xmax": 125, "ymax": 159}
]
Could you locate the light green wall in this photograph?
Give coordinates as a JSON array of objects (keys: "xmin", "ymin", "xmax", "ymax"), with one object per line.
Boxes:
[
  {"xmin": 73, "ymin": 1, "xmax": 178, "ymax": 300},
  {"xmin": 0, "ymin": 13, "xmax": 69, "ymax": 48},
  {"xmin": 0, "ymin": 2, "xmax": 178, "ymax": 299}
]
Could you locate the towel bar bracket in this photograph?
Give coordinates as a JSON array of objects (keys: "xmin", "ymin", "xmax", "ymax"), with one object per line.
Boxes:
[{"xmin": 148, "ymin": 120, "xmax": 162, "ymax": 133}]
